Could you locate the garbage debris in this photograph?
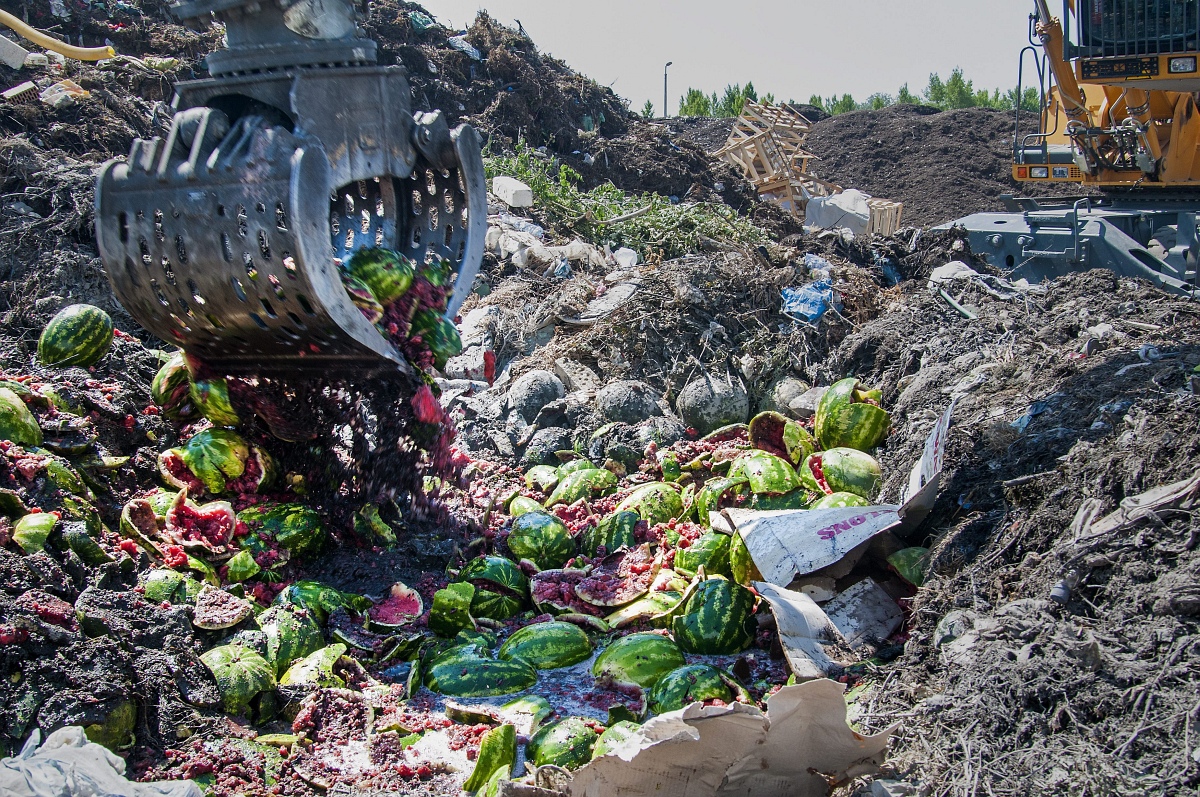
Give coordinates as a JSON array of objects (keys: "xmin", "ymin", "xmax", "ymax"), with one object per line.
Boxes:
[
  {"xmin": 0, "ymin": 727, "xmax": 201, "ymax": 797},
  {"xmin": 0, "ymin": 34, "xmax": 29, "ymax": 68},
  {"xmin": 805, "ymin": 188, "xmax": 873, "ymax": 236},
  {"xmin": 2, "ymin": 80, "xmax": 37, "ymax": 103},
  {"xmin": 446, "ymin": 33, "xmax": 482, "ymax": 60},
  {"xmin": 38, "ymin": 78, "xmax": 88, "ymax": 109}
]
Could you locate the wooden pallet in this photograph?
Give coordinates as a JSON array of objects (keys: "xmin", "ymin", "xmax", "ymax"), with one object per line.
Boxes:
[{"xmin": 716, "ymin": 100, "xmax": 904, "ymax": 235}]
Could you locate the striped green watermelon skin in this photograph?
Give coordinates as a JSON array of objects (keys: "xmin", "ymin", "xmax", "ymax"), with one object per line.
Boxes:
[
  {"xmin": 591, "ymin": 632, "xmax": 685, "ymax": 688},
  {"xmin": 526, "ymin": 717, "xmax": 600, "ymax": 770},
  {"xmin": 346, "ymin": 248, "xmax": 414, "ymax": 305},
  {"xmin": 497, "ymin": 621, "xmax": 592, "ymax": 669},
  {"xmin": 815, "ymin": 378, "xmax": 890, "ymax": 451},
  {"xmin": 38, "ymin": 304, "xmax": 114, "ymax": 368},
  {"xmin": 582, "ymin": 511, "xmax": 639, "ymax": 557},
  {"xmin": 672, "ymin": 579, "xmax": 756, "ymax": 654},
  {"xmin": 648, "ymin": 664, "xmax": 732, "ymax": 714}
]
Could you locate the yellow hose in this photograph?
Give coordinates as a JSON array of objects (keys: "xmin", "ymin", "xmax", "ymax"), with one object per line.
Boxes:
[{"xmin": 0, "ymin": 8, "xmax": 115, "ymax": 61}]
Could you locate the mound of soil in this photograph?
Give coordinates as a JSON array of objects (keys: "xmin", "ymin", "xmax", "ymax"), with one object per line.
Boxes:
[{"xmin": 806, "ymin": 104, "xmax": 1068, "ymax": 227}]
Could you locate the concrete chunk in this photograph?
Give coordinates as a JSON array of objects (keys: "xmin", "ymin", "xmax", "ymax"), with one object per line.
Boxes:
[
  {"xmin": 553, "ymin": 358, "xmax": 602, "ymax": 393},
  {"xmin": 491, "ymin": 176, "xmax": 534, "ymax": 208},
  {"xmin": 0, "ymin": 36, "xmax": 30, "ymax": 69}
]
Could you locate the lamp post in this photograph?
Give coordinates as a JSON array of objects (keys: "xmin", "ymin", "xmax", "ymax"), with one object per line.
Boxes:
[{"xmin": 663, "ymin": 61, "xmax": 673, "ymax": 118}]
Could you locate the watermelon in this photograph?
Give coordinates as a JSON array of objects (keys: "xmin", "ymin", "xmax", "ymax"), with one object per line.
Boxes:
[
  {"xmin": 525, "ymin": 717, "xmax": 600, "ymax": 770},
  {"xmin": 524, "ymin": 465, "xmax": 560, "ymax": 492},
  {"xmin": 0, "ymin": 387, "xmax": 42, "ymax": 447},
  {"xmin": 238, "ymin": 502, "xmax": 325, "ymax": 557},
  {"xmin": 575, "ymin": 543, "xmax": 660, "ymax": 607},
  {"xmin": 82, "ymin": 700, "xmax": 136, "ymax": 752},
  {"xmin": 200, "ymin": 644, "xmax": 275, "ymax": 716},
  {"xmin": 750, "ymin": 489, "xmax": 811, "ymax": 510},
  {"xmin": 720, "ymin": 546, "xmax": 753, "ymax": 600},
  {"xmin": 410, "ymin": 309, "xmax": 463, "ymax": 370},
  {"xmin": 497, "ymin": 621, "xmax": 593, "ymax": 669},
  {"xmin": 423, "ymin": 644, "xmax": 537, "ymax": 697},
  {"xmin": 140, "ymin": 568, "xmax": 189, "ymax": 604},
  {"xmin": 158, "ymin": 429, "xmax": 275, "ymax": 496},
  {"xmin": 592, "ymin": 720, "xmax": 642, "ymax": 760},
  {"xmin": 462, "ymin": 724, "xmax": 517, "ymax": 793},
  {"xmin": 151, "ymin": 353, "xmax": 198, "ymax": 420},
  {"xmin": 748, "ymin": 411, "xmax": 815, "ymax": 466},
  {"xmin": 799, "ymin": 448, "xmax": 881, "ymax": 500},
  {"xmin": 728, "ymin": 451, "xmax": 801, "ymax": 496},
  {"xmin": 581, "ymin": 510, "xmax": 640, "ymax": 558},
  {"xmin": 417, "ymin": 257, "xmax": 453, "ymax": 289},
  {"xmin": 163, "ymin": 490, "xmax": 237, "ymax": 557},
  {"xmin": 615, "ymin": 482, "xmax": 684, "ymax": 525},
  {"xmin": 341, "ymin": 274, "xmax": 385, "ymax": 323},
  {"xmin": 257, "ymin": 603, "xmax": 323, "ymax": 677},
  {"xmin": 592, "ymin": 633, "xmax": 685, "ymax": 689},
  {"xmin": 501, "ymin": 694, "xmax": 554, "ymax": 733},
  {"xmin": 673, "ymin": 532, "xmax": 731, "ymax": 578},
  {"xmin": 694, "ymin": 477, "xmax": 748, "ymax": 526},
  {"xmin": 672, "ymin": 578, "xmax": 756, "ymax": 654},
  {"xmin": 648, "ymin": 664, "xmax": 733, "ymax": 714},
  {"xmin": 189, "ymin": 376, "xmax": 240, "ymax": 427},
  {"xmin": 192, "ymin": 584, "xmax": 253, "ymax": 630},
  {"xmin": 507, "ymin": 512, "xmax": 575, "ymax": 570},
  {"xmin": 814, "ymin": 377, "xmax": 890, "ymax": 451},
  {"xmin": 429, "ymin": 582, "xmax": 476, "ymax": 637},
  {"xmin": 279, "ymin": 643, "xmax": 348, "ymax": 688},
  {"xmin": 457, "ymin": 556, "xmax": 529, "ymax": 620},
  {"xmin": 367, "ymin": 582, "xmax": 424, "ymax": 631},
  {"xmin": 272, "ymin": 580, "xmax": 349, "ymax": 623},
  {"xmin": 346, "ymin": 248, "xmax": 414, "ymax": 305},
  {"xmin": 559, "ymin": 459, "xmax": 600, "ymax": 476},
  {"xmin": 809, "ymin": 491, "xmax": 871, "ymax": 509},
  {"xmin": 545, "ymin": 467, "xmax": 617, "ymax": 507},
  {"xmin": 37, "ymin": 304, "xmax": 113, "ymax": 368},
  {"xmin": 888, "ymin": 547, "xmax": 930, "ymax": 587},
  {"xmin": 507, "ymin": 495, "xmax": 544, "ymax": 518}
]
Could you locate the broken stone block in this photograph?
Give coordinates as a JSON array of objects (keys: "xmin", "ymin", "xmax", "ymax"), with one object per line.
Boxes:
[
  {"xmin": 824, "ymin": 578, "xmax": 903, "ymax": 653},
  {"xmin": 787, "ymin": 386, "xmax": 828, "ymax": 419},
  {"xmin": 554, "ymin": 358, "xmax": 602, "ymax": 393},
  {"xmin": 491, "ymin": 176, "xmax": 534, "ymax": 208}
]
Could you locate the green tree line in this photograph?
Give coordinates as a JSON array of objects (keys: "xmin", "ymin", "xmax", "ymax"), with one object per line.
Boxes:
[{"xmin": 659, "ymin": 68, "xmax": 1039, "ymax": 118}]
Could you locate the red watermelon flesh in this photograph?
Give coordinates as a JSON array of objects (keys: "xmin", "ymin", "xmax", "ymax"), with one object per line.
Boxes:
[
  {"xmin": 574, "ymin": 544, "xmax": 660, "ymax": 607},
  {"xmin": 531, "ymin": 569, "xmax": 605, "ymax": 617},
  {"xmin": 159, "ymin": 450, "xmax": 204, "ymax": 494},
  {"xmin": 166, "ymin": 495, "xmax": 235, "ymax": 551}
]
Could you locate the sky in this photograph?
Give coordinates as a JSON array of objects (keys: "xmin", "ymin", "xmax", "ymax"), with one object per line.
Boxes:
[{"xmin": 425, "ymin": 0, "xmax": 1041, "ymax": 114}]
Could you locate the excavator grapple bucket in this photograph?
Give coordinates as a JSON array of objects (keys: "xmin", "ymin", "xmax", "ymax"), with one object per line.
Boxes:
[{"xmin": 94, "ymin": 0, "xmax": 486, "ymax": 378}]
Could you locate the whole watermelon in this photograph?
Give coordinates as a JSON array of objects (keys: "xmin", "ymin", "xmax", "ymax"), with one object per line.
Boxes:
[
  {"xmin": 347, "ymin": 248, "xmax": 414, "ymax": 305},
  {"xmin": 38, "ymin": 304, "xmax": 114, "ymax": 368},
  {"xmin": 672, "ymin": 578, "xmax": 756, "ymax": 654}
]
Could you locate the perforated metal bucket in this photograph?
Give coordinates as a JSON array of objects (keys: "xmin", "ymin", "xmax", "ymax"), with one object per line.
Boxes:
[{"xmin": 95, "ymin": 71, "xmax": 485, "ymax": 377}]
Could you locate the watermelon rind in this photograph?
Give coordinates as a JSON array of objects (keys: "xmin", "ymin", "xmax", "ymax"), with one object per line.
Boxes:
[
  {"xmin": 814, "ymin": 377, "xmax": 890, "ymax": 451},
  {"xmin": 279, "ymin": 643, "xmax": 348, "ymax": 688},
  {"xmin": 429, "ymin": 582, "xmax": 476, "ymax": 637},
  {"xmin": 346, "ymin": 247, "xmax": 414, "ymax": 306},
  {"xmin": 507, "ymin": 495, "xmax": 544, "ymax": 518},
  {"xmin": 694, "ymin": 477, "xmax": 748, "ymax": 526},
  {"xmin": 648, "ymin": 663, "xmax": 733, "ymax": 714},
  {"xmin": 151, "ymin": 352, "xmax": 197, "ymax": 421},
  {"xmin": 524, "ymin": 465, "xmax": 561, "ymax": 493},
  {"xmin": 497, "ymin": 621, "xmax": 592, "ymax": 669},
  {"xmin": 457, "ymin": 555, "xmax": 529, "ymax": 621},
  {"xmin": 808, "ymin": 491, "xmax": 871, "ymax": 509},
  {"xmin": 673, "ymin": 532, "xmax": 731, "ymax": 578},
  {"xmin": 462, "ymin": 724, "xmax": 517, "ymax": 793},
  {"xmin": 525, "ymin": 717, "xmax": 600, "ymax": 771},
  {"xmin": 545, "ymin": 467, "xmax": 617, "ymax": 508},
  {"xmin": 238, "ymin": 503, "xmax": 325, "ymax": 557},
  {"xmin": 615, "ymin": 482, "xmax": 684, "ymax": 525},
  {"xmin": 192, "ymin": 584, "xmax": 253, "ymax": 630},
  {"xmin": 37, "ymin": 304, "xmax": 113, "ymax": 368},
  {"xmin": 728, "ymin": 451, "xmax": 800, "ymax": 496},
  {"xmin": 0, "ymin": 387, "xmax": 42, "ymax": 447},
  {"xmin": 258, "ymin": 603, "xmax": 323, "ymax": 677},
  {"xmin": 591, "ymin": 720, "xmax": 643, "ymax": 760}
]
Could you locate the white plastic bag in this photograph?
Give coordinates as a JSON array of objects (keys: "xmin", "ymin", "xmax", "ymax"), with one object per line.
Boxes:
[
  {"xmin": 0, "ymin": 727, "xmax": 201, "ymax": 797},
  {"xmin": 805, "ymin": 189, "xmax": 871, "ymax": 235}
]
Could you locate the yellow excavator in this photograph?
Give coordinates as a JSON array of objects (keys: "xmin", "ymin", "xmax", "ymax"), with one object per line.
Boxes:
[{"xmin": 952, "ymin": 0, "xmax": 1200, "ymax": 294}]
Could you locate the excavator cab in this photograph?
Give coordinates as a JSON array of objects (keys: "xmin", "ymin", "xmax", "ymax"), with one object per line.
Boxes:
[{"xmin": 946, "ymin": 0, "xmax": 1200, "ymax": 296}]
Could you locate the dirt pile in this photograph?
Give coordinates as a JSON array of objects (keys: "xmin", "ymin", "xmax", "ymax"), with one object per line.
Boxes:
[{"xmin": 806, "ymin": 104, "xmax": 1067, "ymax": 227}]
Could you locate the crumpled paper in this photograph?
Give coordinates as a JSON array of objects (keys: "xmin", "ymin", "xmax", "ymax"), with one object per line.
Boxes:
[
  {"xmin": 0, "ymin": 727, "xmax": 201, "ymax": 797},
  {"xmin": 569, "ymin": 679, "xmax": 895, "ymax": 797}
]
